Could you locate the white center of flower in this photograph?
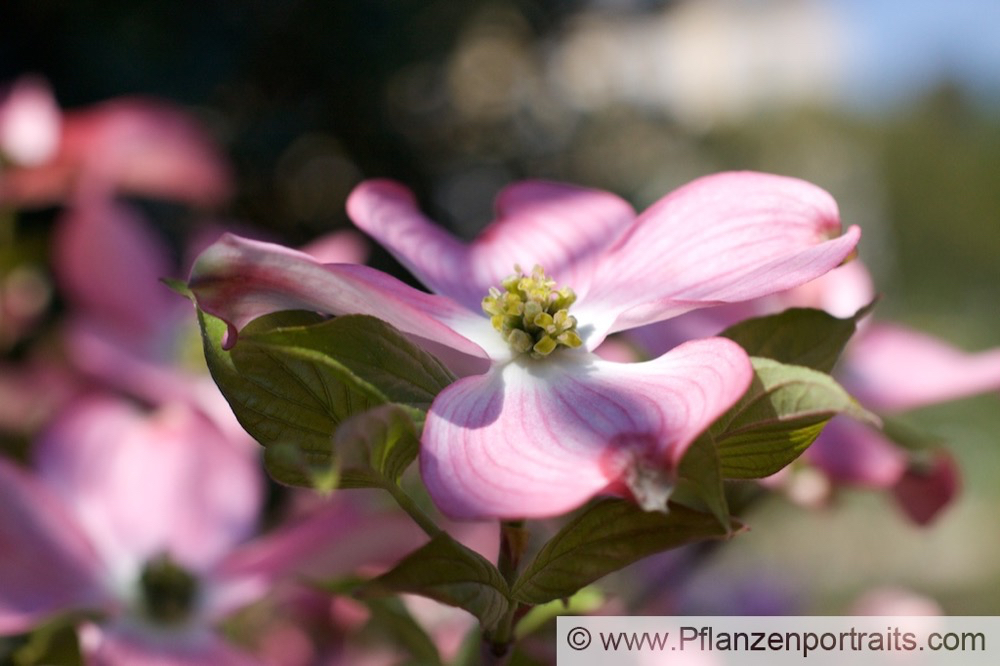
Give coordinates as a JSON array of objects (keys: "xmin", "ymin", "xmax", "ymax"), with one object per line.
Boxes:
[{"xmin": 481, "ymin": 264, "xmax": 583, "ymax": 359}]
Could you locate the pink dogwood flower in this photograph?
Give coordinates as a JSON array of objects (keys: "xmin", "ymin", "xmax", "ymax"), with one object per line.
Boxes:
[
  {"xmin": 0, "ymin": 396, "xmax": 420, "ymax": 665},
  {"xmin": 188, "ymin": 172, "xmax": 860, "ymax": 520}
]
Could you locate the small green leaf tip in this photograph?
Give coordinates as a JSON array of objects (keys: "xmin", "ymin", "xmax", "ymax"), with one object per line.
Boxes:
[
  {"xmin": 160, "ymin": 277, "xmax": 194, "ymax": 300},
  {"xmin": 481, "ymin": 264, "xmax": 583, "ymax": 359}
]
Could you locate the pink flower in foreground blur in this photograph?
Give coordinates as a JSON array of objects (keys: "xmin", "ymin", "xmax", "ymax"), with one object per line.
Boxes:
[
  {"xmin": 188, "ymin": 172, "xmax": 859, "ymax": 520},
  {"xmin": 0, "ymin": 397, "xmax": 418, "ymax": 665}
]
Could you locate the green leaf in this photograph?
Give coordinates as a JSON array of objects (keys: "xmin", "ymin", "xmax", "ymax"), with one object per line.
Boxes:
[
  {"xmin": 160, "ymin": 276, "xmax": 194, "ymax": 300},
  {"xmin": 712, "ymin": 357, "xmax": 879, "ymax": 479},
  {"xmin": 262, "ymin": 442, "xmax": 340, "ymax": 492},
  {"xmin": 334, "ymin": 404, "xmax": 421, "ymax": 488},
  {"xmin": 243, "ymin": 313, "xmax": 455, "ymax": 415},
  {"xmin": 514, "ymin": 587, "xmax": 606, "ymax": 640},
  {"xmin": 4, "ymin": 612, "xmax": 83, "ymax": 666},
  {"xmin": 510, "ymin": 499, "xmax": 737, "ymax": 605},
  {"xmin": 360, "ymin": 532, "xmax": 512, "ymax": 631},
  {"xmin": 364, "ymin": 597, "xmax": 444, "ymax": 666},
  {"xmin": 197, "ymin": 310, "xmax": 454, "ymax": 488},
  {"xmin": 880, "ymin": 414, "xmax": 945, "ymax": 452},
  {"xmin": 306, "ymin": 577, "xmax": 443, "ymax": 665},
  {"xmin": 307, "ymin": 574, "xmax": 366, "ymax": 596},
  {"xmin": 671, "ymin": 432, "xmax": 729, "ymax": 530},
  {"xmin": 720, "ymin": 305, "xmax": 872, "ymax": 373}
]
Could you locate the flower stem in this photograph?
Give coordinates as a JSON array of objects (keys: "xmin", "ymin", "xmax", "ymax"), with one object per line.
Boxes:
[
  {"xmin": 482, "ymin": 521, "xmax": 530, "ymax": 664},
  {"xmin": 498, "ymin": 520, "xmax": 528, "ymax": 586},
  {"xmin": 378, "ymin": 479, "xmax": 441, "ymax": 538},
  {"xmin": 480, "ymin": 638, "xmax": 513, "ymax": 666}
]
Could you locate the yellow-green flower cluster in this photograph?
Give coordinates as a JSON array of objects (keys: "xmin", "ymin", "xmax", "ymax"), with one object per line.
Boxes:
[{"xmin": 482, "ymin": 264, "xmax": 583, "ymax": 359}]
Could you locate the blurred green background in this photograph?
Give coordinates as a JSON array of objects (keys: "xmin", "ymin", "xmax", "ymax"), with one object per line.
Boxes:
[{"xmin": 4, "ymin": 0, "xmax": 999, "ymax": 615}]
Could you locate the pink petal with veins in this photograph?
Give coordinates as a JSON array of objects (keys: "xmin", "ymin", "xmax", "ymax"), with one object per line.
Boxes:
[
  {"xmin": 347, "ymin": 179, "xmax": 635, "ymax": 310},
  {"xmin": 421, "ymin": 338, "xmax": 751, "ymax": 519},
  {"xmin": 188, "ymin": 233, "xmax": 501, "ymax": 363},
  {"xmin": 624, "ymin": 260, "xmax": 876, "ymax": 358},
  {"xmin": 576, "ymin": 172, "xmax": 860, "ymax": 347}
]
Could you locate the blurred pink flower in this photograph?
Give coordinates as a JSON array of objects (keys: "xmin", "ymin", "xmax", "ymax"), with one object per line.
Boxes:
[
  {"xmin": 0, "ymin": 396, "xmax": 420, "ymax": 665},
  {"xmin": 48, "ymin": 192, "xmax": 367, "ymax": 439},
  {"xmin": 890, "ymin": 451, "xmax": 960, "ymax": 526},
  {"xmin": 0, "ymin": 352, "xmax": 87, "ymax": 436},
  {"xmin": 0, "ymin": 79, "xmax": 249, "ymax": 433},
  {"xmin": 0, "ymin": 76, "xmax": 61, "ymax": 167},
  {"xmin": 841, "ymin": 323, "xmax": 1000, "ymax": 413},
  {"xmin": 188, "ymin": 172, "xmax": 859, "ymax": 520},
  {"xmin": 849, "ymin": 586, "xmax": 943, "ymax": 616},
  {"xmin": 0, "ymin": 89, "xmax": 232, "ymax": 208},
  {"xmin": 621, "ymin": 260, "xmax": 995, "ymax": 522}
]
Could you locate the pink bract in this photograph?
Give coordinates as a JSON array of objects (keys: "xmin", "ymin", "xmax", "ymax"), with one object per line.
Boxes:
[
  {"xmin": 842, "ymin": 323, "xmax": 1000, "ymax": 413},
  {"xmin": 0, "ymin": 396, "xmax": 421, "ymax": 664},
  {"xmin": 188, "ymin": 172, "xmax": 860, "ymax": 519},
  {"xmin": 0, "ymin": 93, "xmax": 232, "ymax": 208}
]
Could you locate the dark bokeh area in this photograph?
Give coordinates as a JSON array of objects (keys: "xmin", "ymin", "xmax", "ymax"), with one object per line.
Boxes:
[
  {"xmin": 3, "ymin": 1, "xmax": 590, "ymax": 247},
  {"xmin": 5, "ymin": 1, "xmax": 998, "ymax": 329},
  {"xmin": 3, "ymin": 0, "xmax": 1000, "ymax": 625}
]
